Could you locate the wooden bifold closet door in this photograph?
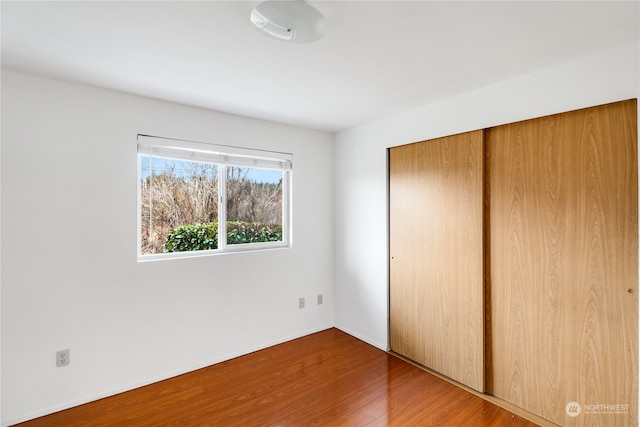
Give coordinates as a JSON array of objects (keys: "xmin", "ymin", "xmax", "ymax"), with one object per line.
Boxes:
[{"xmin": 389, "ymin": 130, "xmax": 485, "ymax": 393}]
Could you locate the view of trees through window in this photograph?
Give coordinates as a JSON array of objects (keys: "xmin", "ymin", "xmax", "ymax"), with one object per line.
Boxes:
[{"xmin": 140, "ymin": 156, "xmax": 284, "ymax": 255}]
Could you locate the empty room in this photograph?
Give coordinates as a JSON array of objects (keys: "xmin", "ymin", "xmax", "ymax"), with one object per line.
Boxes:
[{"xmin": 1, "ymin": 1, "xmax": 639, "ymax": 426}]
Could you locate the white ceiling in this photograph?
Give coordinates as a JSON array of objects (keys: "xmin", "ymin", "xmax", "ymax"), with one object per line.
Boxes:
[{"xmin": 2, "ymin": 1, "xmax": 639, "ymax": 133}]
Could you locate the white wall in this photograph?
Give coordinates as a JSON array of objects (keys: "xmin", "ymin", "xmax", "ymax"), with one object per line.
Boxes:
[
  {"xmin": 0, "ymin": 70, "xmax": 335, "ymax": 425},
  {"xmin": 334, "ymin": 41, "xmax": 640, "ymax": 350}
]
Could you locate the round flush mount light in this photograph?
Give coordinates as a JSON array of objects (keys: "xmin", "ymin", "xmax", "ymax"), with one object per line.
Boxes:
[{"xmin": 250, "ymin": 0, "xmax": 326, "ymax": 43}]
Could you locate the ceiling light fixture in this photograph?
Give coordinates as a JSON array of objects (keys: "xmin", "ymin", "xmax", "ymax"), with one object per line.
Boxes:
[{"xmin": 250, "ymin": 0, "xmax": 326, "ymax": 43}]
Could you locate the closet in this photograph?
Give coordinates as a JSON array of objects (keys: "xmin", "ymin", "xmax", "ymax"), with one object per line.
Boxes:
[{"xmin": 389, "ymin": 99, "xmax": 638, "ymax": 427}]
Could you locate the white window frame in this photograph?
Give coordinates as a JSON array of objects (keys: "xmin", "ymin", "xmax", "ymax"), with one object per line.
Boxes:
[{"xmin": 137, "ymin": 134, "xmax": 292, "ymax": 262}]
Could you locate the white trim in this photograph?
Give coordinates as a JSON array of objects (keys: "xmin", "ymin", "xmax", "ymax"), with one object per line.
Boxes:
[
  {"xmin": 218, "ymin": 164, "xmax": 228, "ymax": 252},
  {"xmin": 137, "ymin": 134, "xmax": 292, "ymax": 170},
  {"xmin": 282, "ymin": 168, "xmax": 292, "ymax": 247},
  {"xmin": 136, "ymin": 152, "xmax": 143, "ymax": 258},
  {"xmin": 137, "ymin": 242, "xmax": 290, "ymax": 263}
]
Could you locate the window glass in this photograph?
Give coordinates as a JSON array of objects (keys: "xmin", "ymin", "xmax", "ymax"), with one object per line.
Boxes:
[
  {"xmin": 140, "ymin": 157, "xmax": 219, "ymax": 255},
  {"xmin": 137, "ymin": 135, "xmax": 291, "ymax": 261},
  {"xmin": 226, "ymin": 166, "xmax": 283, "ymax": 245}
]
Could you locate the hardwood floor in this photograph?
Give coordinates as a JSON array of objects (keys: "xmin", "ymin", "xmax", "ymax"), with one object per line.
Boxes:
[{"xmin": 17, "ymin": 329, "xmax": 539, "ymax": 426}]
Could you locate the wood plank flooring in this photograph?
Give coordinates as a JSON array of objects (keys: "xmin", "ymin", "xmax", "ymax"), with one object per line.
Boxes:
[{"xmin": 17, "ymin": 328, "xmax": 539, "ymax": 426}]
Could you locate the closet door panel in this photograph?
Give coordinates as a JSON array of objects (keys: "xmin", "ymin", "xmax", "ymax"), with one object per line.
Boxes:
[
  {"xmin": 389, "ymin": 130, "xmax": 484, "ymax": 392},
  {"xmin": 488, "ymin": 100, "xmax": 638, "ymax": 426}
]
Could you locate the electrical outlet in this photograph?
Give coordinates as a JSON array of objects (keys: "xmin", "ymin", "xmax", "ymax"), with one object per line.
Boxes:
[
  {"xmin": 317, "ymin": 294, "xmax": 323, "ymax": 305},
  {"xmin": 56, "ymin": 349, "xmax": 70, "ymax": 367},
  {"xmin": 299, "ymin": 297, "xmax": 305, "ymax": 309}
]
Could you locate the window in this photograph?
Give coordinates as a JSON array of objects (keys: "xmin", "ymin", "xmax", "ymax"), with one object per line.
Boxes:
[{"xmin": 137, "ymin": 135, "xmax": 292, "ymax": 261}]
